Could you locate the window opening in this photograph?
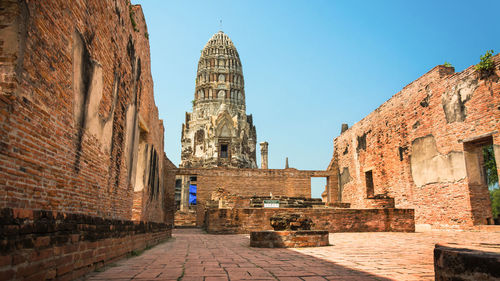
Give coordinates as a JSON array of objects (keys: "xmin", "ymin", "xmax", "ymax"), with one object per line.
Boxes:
[
  {"xmin": 220, "ymin": 144, "xmax": 228, "ymax": 158},
  {"xmin": 365, "ymin": 170, "xmax": 374, "ymax": 198}
]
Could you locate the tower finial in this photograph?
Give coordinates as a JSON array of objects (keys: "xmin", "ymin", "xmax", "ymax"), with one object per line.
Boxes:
[{"xmin": 219, "ymin": 19, "xmax": 223, "ymax": 32}]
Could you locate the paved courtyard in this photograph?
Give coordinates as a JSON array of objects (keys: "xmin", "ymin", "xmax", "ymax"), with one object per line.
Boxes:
[{"xmin": 85, "ymin": 228, "xmax": 500, "ymax": 281}]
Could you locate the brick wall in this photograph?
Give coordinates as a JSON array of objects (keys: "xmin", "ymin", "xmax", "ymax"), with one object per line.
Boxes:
[
  {"xmin": 329, "ymin": 56, "xmax": 500, "ymax": 228},
  {"xmin": 0, "ymin": 1, "xmax": 176, "ymax": 279},
  {"xmin": 177, "ymin": 168, "xmax": 333, "ymax": 226},
  {"xmin": 205, "ymin": 208, "xmax": 415, "ymax": 234},
  {"xmin": 163, "ymin": 157, "xmax": 177, "ymax": 227},
  {"xmin": 0, "ymin": 0, "xmax": 174, "ymax": 221},
  {"xmin": 174, "ymin": 210, "xmax": 197, "ymax": 227},
  {"xmin": 195, "ymin": 168, "xmax": 315, "ymax": 203},
  {"xmin": 0, "ymin": 208, "xmax": 171, "ymax": 281}
]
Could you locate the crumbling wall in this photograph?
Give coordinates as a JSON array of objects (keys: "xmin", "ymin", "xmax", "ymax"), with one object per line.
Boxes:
[
  {"xmin": 205, "ymin": 208, "xmax": 415, "ymax": 234},
  {"xmin": 194, "ymin": 168, "xmax": 314, "ymax": 203},
  {"xmin": 163, "ymin": 156, "xmax": 177, "ymax": 226},
  {"xmin": 0, "ymin": 1, "xmax": 175, "ymax": 279},
  {"xmin": 0, "ymin": 208, "xmax": 171, "ymax": 281},
  {"xmin": 330, "ymin": 56, "xmax": 500, "ymax": 227},
  {"xmin": 177, "ymin": 168, "xmax": 331, "ymax": 226},
  {"xmin": 0, "ymin": 0, "xmax": 173, "ymax": 221}
]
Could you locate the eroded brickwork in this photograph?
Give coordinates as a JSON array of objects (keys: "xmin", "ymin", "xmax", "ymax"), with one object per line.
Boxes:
[
  {"xmin": 176, "ymin": 168, "xmax": 334, "ymax": 226},
  {"xmin": 0, "ymin": 1, "xmax": 175, "ymax": 279},
  {"xmin": 0, "ymin": 208, "xmax": 171, "ymax": 281},
  {"xmin": 180, "ymin": 32, "xmax": 257, "ymax": 169},
  {"xmin": 195, "ymin": 168, "xmax": 317, "ymax": 202},
  {"xmin": 205, "ymin": 208, "xmax": 415, "ymax": 234},
  {"xmin": 0, "ymin": 0, "xmax": 174, "ymax": 222},
  {"xmin": 329, "ymin": 56, "xmax": 500, "ymax": 228}
]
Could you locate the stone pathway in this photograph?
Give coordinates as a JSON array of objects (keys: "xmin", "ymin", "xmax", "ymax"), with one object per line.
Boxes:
[{"xmin": 84, "ymin": 228, "xmax": 500, "ymax": 281}]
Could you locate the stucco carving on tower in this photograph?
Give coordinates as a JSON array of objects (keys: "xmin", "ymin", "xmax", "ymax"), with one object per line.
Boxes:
[{"xmin": 180, "ymin": 31, "xmax": 257, "ymax": 168}]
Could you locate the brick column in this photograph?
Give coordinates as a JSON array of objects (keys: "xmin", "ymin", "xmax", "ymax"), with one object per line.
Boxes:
[{"xmin": 260, "ymin": 142, "xmax": 268, "ymax": 169}]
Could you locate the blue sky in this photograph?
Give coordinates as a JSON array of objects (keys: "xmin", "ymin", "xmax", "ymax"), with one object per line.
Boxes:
[{"xmin": 133, "ymin": 0, "xmax": 499, "ymax": 198}]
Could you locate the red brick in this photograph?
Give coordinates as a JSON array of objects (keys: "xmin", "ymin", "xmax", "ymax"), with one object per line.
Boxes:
[
  {"xmin": 206, "ymin": 208, "xmax": 414, "ymax": 234},
  {"xmin": 11, "ymin": 254, "xmax": 26, "ymax": 265},
  {"xmin": 0, "ymin": 269, "xmax": 15, "ymax": 280},
  {"xmin": 56, "ymin": 263, "xmax": 73, "ymax": 276},
  {"xmin": 12, "ymin": 208, "xmax": 33, "ymax": 219},
  {"xmin": 34, "ymin": 236, "xmax": 50, "ymax": 248},
  {"xmin": 329, "ymin": 58, "xmax": 500, "ymax": 228},
  {"xmin": 0, "ymin": 255, "xmax": 12, "ymax": 267},
  {"xmin": 0, "ymin": 0, "xmax": 173, "ymax": 223},
  {"xmin": 30, "ymin": 248, "xmax": 53, "ymax": 262}
]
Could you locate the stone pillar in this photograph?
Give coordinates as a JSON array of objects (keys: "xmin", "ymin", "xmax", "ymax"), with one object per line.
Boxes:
[
  {"xmin": 180, "ymin": 175, "xmax": 190, "ymax": 211},
  {"xmin": 341, "ymin": 123, "xmax": 349, "ymax": 133},
  {"xmin": 260, "ymin": 142, "xmax": 268, "ymax": 169}
]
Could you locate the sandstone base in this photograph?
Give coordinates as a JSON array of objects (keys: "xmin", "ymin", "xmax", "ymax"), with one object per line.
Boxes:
[
  {"xmin": 434, "ymin": 243, "xmax": 500, "ymax": 281},
  {"xmin": 250, "ymin": 230, "xmax": 329, "ymax": 248}
]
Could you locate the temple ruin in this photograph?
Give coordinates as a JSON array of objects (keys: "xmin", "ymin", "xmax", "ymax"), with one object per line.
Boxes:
[
  {"xmin": 327, "ymin": 59, "xmax": 500, "ymax": 229},
  {"xmin": 180, "ymin": 31, "xmax": 257, "ymax": 169},
  {"xmin": 0, "ymin": 0, "xmax": 499, "ymax": 280}
]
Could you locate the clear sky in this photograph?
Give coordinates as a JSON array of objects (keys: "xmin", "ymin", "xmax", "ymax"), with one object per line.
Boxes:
[{"xmin": 133, "ymin": 0, "xmax": 499, "ymax": 198}]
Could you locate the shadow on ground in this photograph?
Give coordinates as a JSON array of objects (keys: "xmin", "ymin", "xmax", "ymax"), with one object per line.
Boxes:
[{"xmin": 84, "ymin": 228, "xmax": 396, "ymax": 280}]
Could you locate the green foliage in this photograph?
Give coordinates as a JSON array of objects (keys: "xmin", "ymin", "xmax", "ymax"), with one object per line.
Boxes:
[
  {"xmin": 483, "ymin": 145, "xmax": 499, "ymax": 219},
  {"xmin": 129, "ymin": 249, "xmax": 142, "ymax": 256},
  {"xmin": 145, "ymin": 32, "xmax": 149, "ymax": 39},
  {"xmin": 483, "ymin": 145, "xmax": 498, "ymax": 189},
  {"xmin": 443, "ymin": 62, "xmax": 452, "ymax": 67},
  {"xmin": 475, "ymin": 50, "xmax": 495, "ymax": 77},
  {"xmin": 491, "ymin": 188, "xmax": 500, "ymax": 219},
  {"xmin": 129, "ymin": 4, "xmax": 139, "ymax": 32}
]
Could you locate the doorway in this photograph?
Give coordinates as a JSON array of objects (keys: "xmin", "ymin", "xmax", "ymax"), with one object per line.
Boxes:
[
  {"xmin": 463, "ymin": 136, "xmax": 499, "ymax": 225},
  {"xmin": 311, "ymin": 177, "xmax": 327, "ymax": 201}
]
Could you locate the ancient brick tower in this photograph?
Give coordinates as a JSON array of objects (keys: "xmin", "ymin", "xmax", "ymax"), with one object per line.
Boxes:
[{"xmin": 180, "ymin": 31, "xmax": 257, "ymax": 168}]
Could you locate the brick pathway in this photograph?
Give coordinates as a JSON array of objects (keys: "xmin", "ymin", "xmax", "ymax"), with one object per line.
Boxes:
[{"xmin": 84, "ymin": 228, "xmax": 500, "ymax": 281}]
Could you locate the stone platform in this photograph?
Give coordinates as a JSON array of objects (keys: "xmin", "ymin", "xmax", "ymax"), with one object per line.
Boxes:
[
  {"xmin": 250, "ymin": 230, "xmax": 329, "ymax": 248},
  {"xmin": 206, "ymin": 207, "xmax": 414, "ymax": 234},
  {"xmin": 434, "ymin": 243, "xmax": 500, "ymax": 280}
]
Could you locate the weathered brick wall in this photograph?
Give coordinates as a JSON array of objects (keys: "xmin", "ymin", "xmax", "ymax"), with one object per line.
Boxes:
[
  {"xmin": 174, "ymin": 210, "xmax": 197, "ymax": 227},
  {"xmin": 250, "ymin": 230, "xmax": 330, "ymax": 248},
  {"xmin": 0, "ymin": 1, "xmax": 176, "ymax": 279},
  {"xmin": 205, "ymin": 208, "xmax": 415, "ymax": 234},
  {"xmin": 163, "ymin": 157, "xmax": 177, "ymax": 227},
  {"xmin": 177, "ymin": 168, "xmax": 331, "ymax": 226},
  {"xmin": 0, "ymin": 0, "xmax": 174, "ymax": 222},
  {"xmin": 0, "ymin": 208, "xmax": 171, "ymax": 281},
  {"xmin": 196, "ymin": 168, "xmax": 313, "ymax": 203},
  {"xmin": 128, "ymin": 3, "xmax": 173, "ymax": 223},
  {"xmin": 329, "ymin": 56, "xmax": 500, "ymax": 228}
]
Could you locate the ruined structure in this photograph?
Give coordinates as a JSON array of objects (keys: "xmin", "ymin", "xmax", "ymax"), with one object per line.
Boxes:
[
  {"xmin": 175, "ymin": 31, "xmax": 259, "ymax": 215},
  {"xmin": 174, "ymin": 167, "xmax": 414, "ymax": 233},
  {"xmin": 173, "ymin": 32, "xmax": 417, "ymax": 230},
  {"xmin": 250, "ymin": 214, "xmax": 330, "ymax": 248},
  {"xmin": 327, "ymin": 55, "xmax": 500, "ymax": 228},
  {"xmin": 0, "ymin": 1, "xmax": 175, "ymax": 279},
  {"xmin": 260, "ymin": 141, "xmax": 269, "ymax": 169},
  {"xmin": 180, "ymin": 31, "xmax": 257, "ymax": 169}
]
